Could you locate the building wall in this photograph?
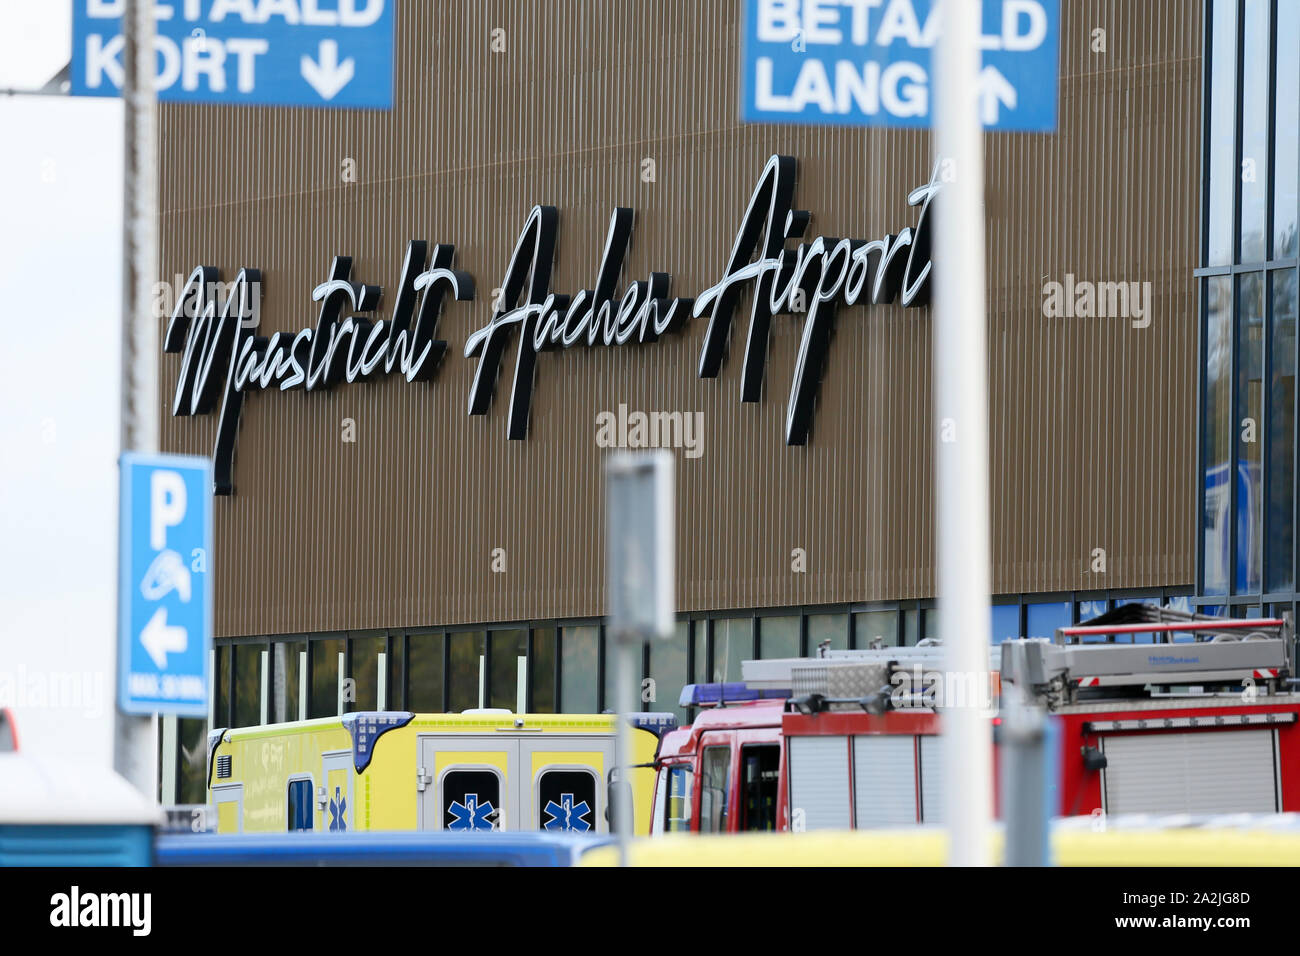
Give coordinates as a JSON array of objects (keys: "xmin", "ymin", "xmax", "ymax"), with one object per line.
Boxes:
[{"xmin": 157, "ymin": 0, "xmax": 1202, "ymax": 639}]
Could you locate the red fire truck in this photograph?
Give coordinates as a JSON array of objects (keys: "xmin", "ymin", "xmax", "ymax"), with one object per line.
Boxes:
[{"xmin": 648, "ymin": 608, "xmax": 1300, "ymax": 834}]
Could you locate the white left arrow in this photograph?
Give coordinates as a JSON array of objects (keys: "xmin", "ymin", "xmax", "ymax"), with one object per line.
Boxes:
[
  {"xmin": 301, "ymin": 39, "xmax": 355, "ymax": 100},
  {"xmin": 977, "ymin": 65, "xmax": 1018, "ymax": 126},
  {"xmin": 141, "ymin": 606, "xmax": 187, "ymax": 669}
]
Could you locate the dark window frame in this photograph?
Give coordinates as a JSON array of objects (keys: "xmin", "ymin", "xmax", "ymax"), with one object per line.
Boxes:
[{"xmin": 738, "ymin": 743, "xmax": 781, "ymax": 833}]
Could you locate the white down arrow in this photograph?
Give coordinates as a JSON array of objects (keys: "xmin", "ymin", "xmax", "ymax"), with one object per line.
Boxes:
[{"xmin": 301, "ymin": 40, "xmax": 356, "ymax": 100}]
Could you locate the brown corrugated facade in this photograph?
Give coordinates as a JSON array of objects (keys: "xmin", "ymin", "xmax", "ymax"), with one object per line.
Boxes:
[{"xmin": 157, "ymin": 0, "xmax": 1201, "ymax": 640}]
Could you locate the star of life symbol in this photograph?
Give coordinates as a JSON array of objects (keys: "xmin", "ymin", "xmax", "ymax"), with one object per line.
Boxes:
[
  {"xmin": 542, "ymin": 793, "xmax": 592, "ymax": 832},
  {"xmin": 329, "ymin": 786, "xmax": 347, "ymax": 831},
  {"xmin": 448, "ymin": 793, "xmax": 496, "ymax": 830}
]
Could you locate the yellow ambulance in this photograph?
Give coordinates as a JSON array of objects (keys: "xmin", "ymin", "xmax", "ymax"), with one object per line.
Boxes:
[{"xmin": 206, "ymin": 710, "xmax": 675, "ymax": 836}]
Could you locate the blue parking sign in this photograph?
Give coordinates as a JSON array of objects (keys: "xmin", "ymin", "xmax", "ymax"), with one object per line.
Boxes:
[
  {"xmin": 71, "ymin": 0, "xmax": 395, "ymax": 110},
  {"xmin": 740, "ymin": 0, "xmax": 1060, "ymax": 131},
  {"xmin": 117, "ymin": 452, "xmax": 213, "ymax": 716}
]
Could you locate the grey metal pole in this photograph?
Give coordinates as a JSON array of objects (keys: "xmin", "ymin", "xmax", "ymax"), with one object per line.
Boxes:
[
  {"xmin": 604, "ymin": 450, "xmax": 675, "ymax": 867},
  {"xmin": 1000, "ymin": 686, "xmax": 1049, "ymax": 866},
  {"xmin": 934, "ymin": 0, "xmax": 993, "ymax": 866},
  {"xmin": 113, "ymin": 0, "xmax": 160, "ymax": 800},
  {"xmin": 1000, "ymin": 640, "xmax": 1057, "ymax": 866}
]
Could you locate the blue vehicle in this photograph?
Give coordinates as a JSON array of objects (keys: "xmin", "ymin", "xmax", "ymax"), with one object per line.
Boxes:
[
  {"xmin": 156, "ymin": 830, "xmax": 612, "ymax": 866},
  {"xmin": 0, "ymin": 745, "xmax": 161, "ymax": 866}
]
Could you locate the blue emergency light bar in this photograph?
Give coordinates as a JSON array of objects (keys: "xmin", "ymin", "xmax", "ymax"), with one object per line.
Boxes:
[
  {"xmin": 629, "ymin": 712, "xmax": 679, "ymax": 737},
  {"xmin": 678, "ymin": 683, "xmax": 792, "ymax": 708}
]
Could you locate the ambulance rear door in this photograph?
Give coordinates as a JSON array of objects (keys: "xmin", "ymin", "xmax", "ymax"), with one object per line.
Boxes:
[
  {"xmin": 517, "ymin": 735, "xmax": 611, "ymax": 833},
  {"xmin": 418, "ymin": 736, "xmax": 519, "ymax": 831}
]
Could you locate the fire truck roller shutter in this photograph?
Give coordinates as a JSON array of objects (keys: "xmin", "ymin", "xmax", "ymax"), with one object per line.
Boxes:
[
  {"xmin": 1101, "ymin": 729, "xmax": 1279, "ymax": 815},
  {"xmin": 788, "ymin": 736, "xmax": 851, "ymax": 830},
  {"xmin": 918, "ymin": 736, "xmax": 944, "ymax": 823},
  {"xmin": 853, "ymin": 736, "xmax": 918, "ymax": 826}
]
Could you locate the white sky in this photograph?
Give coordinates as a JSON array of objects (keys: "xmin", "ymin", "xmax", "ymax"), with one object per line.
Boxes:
[
  {"xmin": 0, "ymin": 0, "xmax": 71, "ymax": 90},
  {"xmin": 0, "ymin": 1, "xmax": 123, "ymax": 770}
]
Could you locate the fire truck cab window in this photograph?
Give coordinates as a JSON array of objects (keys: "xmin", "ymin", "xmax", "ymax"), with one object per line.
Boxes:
[
  {"xmin": 740, "ymin": 745, "xmax": 780, "ymax": 831},
  {"xmin": 699, "ymin": 745, "xmax": 731, "ymax": 833},
  {"xmin": 663, "ymin": 764, "xmax": 694, "ymax": 833}
]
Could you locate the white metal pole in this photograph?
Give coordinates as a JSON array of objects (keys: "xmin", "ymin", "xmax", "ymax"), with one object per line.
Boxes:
[
  {"xmin": 337, "ymin": 650, "xmax": 346, "ymax": 715},
  {"xmin": 934, "ymin": 0, "xmax": 993, "ymax": 867},
  {"xmin": 260, "ymin": 649, "xmax": 269, "ymax": 724},
  {"xmin": 160, "ymin": 715, "xmax": 177, "ymax": 804},
  {"xmin": 208, "ymin": 649, "xmax": 217, "ymax": 727},
  {"xmin": 298, "ymin": 650, "xmax": 309, "ymax": 721},
  {"xmin": 113, "ymin": 0, "xmax": 159, "ymax": 800}
]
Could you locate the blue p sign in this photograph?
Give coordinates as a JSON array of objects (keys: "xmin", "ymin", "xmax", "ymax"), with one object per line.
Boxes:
[{"xmin": 118, "ymin": 453, "xmax": 213, "ymax": 716}]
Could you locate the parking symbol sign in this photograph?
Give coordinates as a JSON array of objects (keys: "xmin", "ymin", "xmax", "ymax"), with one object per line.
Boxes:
[
  {"xmin": 118, "ymin": 452, "xmax": 213, "ymax": 716},
  {"xmin": 70, "ymin": 0, "xmax": 396, "ymax": 110}
]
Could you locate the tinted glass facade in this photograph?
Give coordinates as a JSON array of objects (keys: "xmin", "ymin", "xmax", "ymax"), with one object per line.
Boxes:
[
  {"xmin": 204, "ymin": 585, "xmax": 1195, "ymax": 738},
  {"xmin": 1197, "ymin": 0, "xmax": 1300, "ymax": 621}
]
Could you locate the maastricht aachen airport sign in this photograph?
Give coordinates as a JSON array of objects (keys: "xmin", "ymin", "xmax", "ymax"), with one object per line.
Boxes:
[{"xmin": 164, "ymin": 155, "xmax": 940, "ymax": 494}]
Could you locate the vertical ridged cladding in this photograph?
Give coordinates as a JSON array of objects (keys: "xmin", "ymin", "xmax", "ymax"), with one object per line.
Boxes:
[{"xmin": 157, "ymin": 0, "xmax": 1201, "ymax": 638}]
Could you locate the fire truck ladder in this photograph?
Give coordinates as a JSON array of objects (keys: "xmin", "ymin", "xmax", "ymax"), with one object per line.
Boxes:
[
  {"xmin": 1001, "ymin": 611, "xmax": 1293, "ymax": 709},
  {"xmin": 741, "ymin": 645, "xmax": 1002, "ymax": 714}
]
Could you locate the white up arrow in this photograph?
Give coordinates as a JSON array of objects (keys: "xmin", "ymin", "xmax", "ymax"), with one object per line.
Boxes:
[
  {"xmin": 300, "ymin": 40, "xmax": 355, "ymax": 100},
  {"xmin": 141, "ymin": 606, "xmax": 188, "ymax": 669},
  {"xmin": 976, "ymin": 65, "xmax": 1018, "ymax": 126}
]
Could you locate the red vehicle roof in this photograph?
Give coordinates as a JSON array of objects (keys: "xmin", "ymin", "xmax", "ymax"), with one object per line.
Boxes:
[{"xmin": 657, "ymin": 700, "xmax": 785, "ymax": 759}]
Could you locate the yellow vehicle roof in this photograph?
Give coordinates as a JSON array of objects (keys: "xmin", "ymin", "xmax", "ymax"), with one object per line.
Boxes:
[
  {"xmin": 220, "ymin": 711, "xmax": 626, "ymax": 742},
  {"xmin": 580, "ymin": 826, "xmax": 1300, "ymax": 866}
]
